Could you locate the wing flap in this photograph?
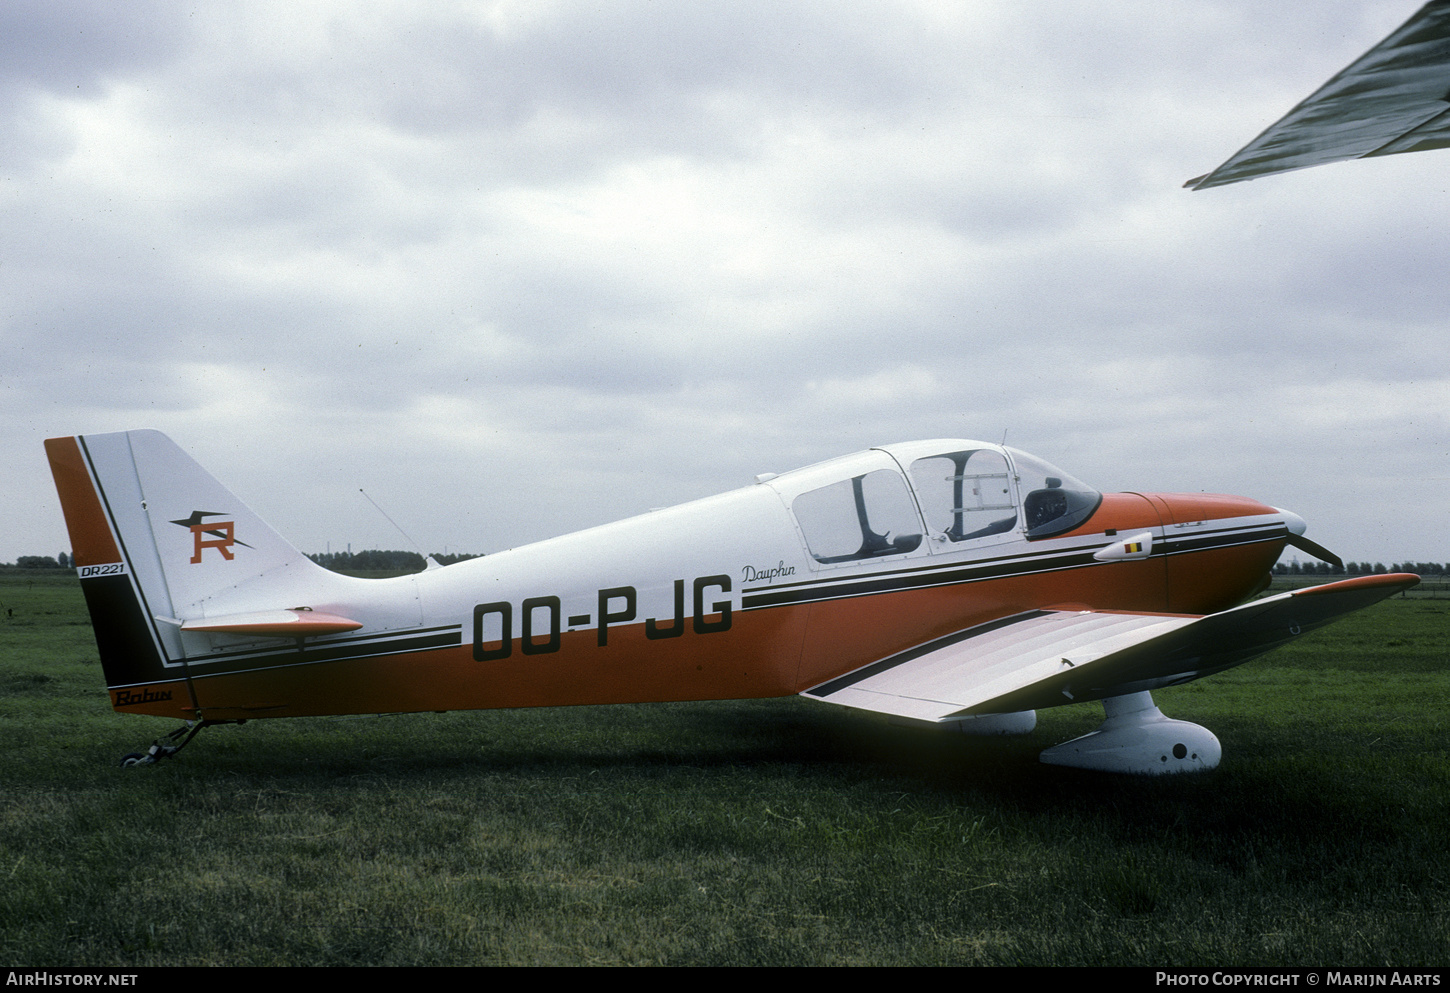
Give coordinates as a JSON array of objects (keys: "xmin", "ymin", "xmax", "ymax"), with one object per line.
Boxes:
[
  {"xmin": 804, "ymin": 610, "xmax": 1195, "ymax": 722},
  {"xmin": 804, "ymin": 573, "xmax": 1419, "ymax": 722}
]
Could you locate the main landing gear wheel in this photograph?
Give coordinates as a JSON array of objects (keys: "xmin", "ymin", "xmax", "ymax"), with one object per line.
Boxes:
[{"xmin": 1038, "ymin": 691, "xmax": 1221, "ymax": 774}]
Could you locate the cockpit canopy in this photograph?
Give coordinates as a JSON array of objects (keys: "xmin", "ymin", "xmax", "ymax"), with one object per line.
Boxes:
[{"xmin": 769, "ymin": 441, "xmax": 1101, "ymax": 567}]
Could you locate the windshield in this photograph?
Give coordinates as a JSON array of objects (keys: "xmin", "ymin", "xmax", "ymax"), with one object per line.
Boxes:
[{"xmin": 1005, "ymin": 448, "xmax": 1102, "ymax": 538}]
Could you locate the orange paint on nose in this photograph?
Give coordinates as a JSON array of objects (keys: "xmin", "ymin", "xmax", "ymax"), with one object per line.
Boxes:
[
  {"xmin": 1143, "ymin": 492, "xmax": 1279, "ymax": 526},
  {"xmin": 1143, "ymin": 492, "xmax": 1286, "ymax": 614}
]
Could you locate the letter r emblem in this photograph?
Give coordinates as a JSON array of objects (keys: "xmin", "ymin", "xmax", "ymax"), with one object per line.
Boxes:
[{"xmin": 189, "ymin": 520, "xmax": 236, "ymax": 563}]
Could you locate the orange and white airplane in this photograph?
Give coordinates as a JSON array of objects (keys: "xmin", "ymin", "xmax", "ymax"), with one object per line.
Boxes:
[
  {"xmin": 45, "ymin": 4, "xmax": 1450, "ymax": 773},
  {"xmin": 45, "ymin": 430, "xmax": 1418, "ymax": 773}
]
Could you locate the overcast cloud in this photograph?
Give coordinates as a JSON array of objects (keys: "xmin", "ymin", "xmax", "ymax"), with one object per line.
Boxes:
[{"xmin": 3, "ymin": 0, "xmax": 1445, "ymax": 567}]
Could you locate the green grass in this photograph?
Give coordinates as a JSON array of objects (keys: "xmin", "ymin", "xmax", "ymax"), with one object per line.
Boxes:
[{"xmin": 0, "ymin": 573, "xmax": 1446, "ymax": 965}]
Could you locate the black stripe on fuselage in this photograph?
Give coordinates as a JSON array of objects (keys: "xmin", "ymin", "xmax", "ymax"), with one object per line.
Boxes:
[
  {"xmin": 102, "ymin": 625, "xmax": 467, "ymax": 690},
  {"xmin": 742, "ymin": 522, "xmax": 1288, "ymax": 611},
  {"xmin": 178, "ymin": 624, "xmax": 465, "ymax": 670},
  {"xmin": 1158, "ymin": 522, "xmax": 1286, "ymax": 556},
  {"xmin": 743, "ymin": 548, "xmax": 1096, "ymax": 609}
]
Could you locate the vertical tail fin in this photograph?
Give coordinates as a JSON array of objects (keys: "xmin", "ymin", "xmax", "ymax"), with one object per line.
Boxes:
[{"xmin": 46, "ymin": 429, "xmax": 335, "ymax": 717}]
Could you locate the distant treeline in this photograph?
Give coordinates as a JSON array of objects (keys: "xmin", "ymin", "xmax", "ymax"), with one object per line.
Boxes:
[
  {"xmin": 307, "ymin": 550, "xmax": 482, "ymax": 573},
  {"xmin": 1274, "ymin": 561, "xmax": 1447, "ymax": 576},
  {"xmin": 12, "ymin": 554, "xmax": 73, "ymax": 569},
  {"xmin": 1, "ymin": 551, "xmax": 480, "ymax": 573}
]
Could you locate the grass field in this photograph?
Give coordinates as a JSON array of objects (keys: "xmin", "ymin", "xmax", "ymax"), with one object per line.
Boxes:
[{"xmin": 0, "ymin": 572, "xmax": 1445, "ymax": 966}]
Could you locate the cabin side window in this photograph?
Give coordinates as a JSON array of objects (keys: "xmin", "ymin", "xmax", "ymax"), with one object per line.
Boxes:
[
  {"xmin": 791, "ymin": 469, "xmax": 923, "ymax": 564},
  {"xmin": 909, "ymin": 450, "xmax": 1018, "ymax": 543}
]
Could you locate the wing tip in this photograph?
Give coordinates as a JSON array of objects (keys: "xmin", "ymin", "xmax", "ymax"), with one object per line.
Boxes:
[{"xmin": 1290, "ymin": 573, "xmax": 1420, "ymax": 597}]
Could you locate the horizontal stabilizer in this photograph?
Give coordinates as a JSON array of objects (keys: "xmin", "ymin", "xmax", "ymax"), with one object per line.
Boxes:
[
  {"xmin": 803, "ymin": 573, "xmax": 1419, "ymax": 721},
  {"xmin": 170, "ymin": 608, "xmax": 363, "ymax": 639}
]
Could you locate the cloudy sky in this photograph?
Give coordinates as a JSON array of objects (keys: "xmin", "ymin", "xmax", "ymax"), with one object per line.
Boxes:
[{"xmin": 3, "ymin": 0, "xmax": 1446, "ymax": 568}]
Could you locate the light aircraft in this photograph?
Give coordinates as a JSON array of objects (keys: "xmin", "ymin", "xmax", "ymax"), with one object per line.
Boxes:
[
  {"xmin": 46, "ymin": 431, "xmax": 1418, "ymax": 773},
  {"xmin": 46, "ymin": 4, "xmax": 1449, "ymax": 773}
]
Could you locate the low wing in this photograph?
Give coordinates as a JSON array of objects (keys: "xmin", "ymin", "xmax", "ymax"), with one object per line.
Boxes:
[
  {"xmin": 803, "ymin": 573, "xmax": 1419, "ymax": 722},
  {"xmin": 1188, "ymin": 1, "xmax": 1450, "ymax": 189}
]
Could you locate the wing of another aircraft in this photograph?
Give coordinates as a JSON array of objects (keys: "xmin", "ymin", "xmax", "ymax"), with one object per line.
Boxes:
[
  {"xmin": 1188, "ymin": 1, "xmax": 1450, "ymax": 189},
  {"xmin": 803, "ymin": 573, "xmax": 1419, "ymax": 722}
]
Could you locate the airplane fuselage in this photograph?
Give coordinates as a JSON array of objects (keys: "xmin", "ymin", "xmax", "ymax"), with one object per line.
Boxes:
[{"xmin": 67, "ymin": 437, "xmax": 1292, "ymax": 722}]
